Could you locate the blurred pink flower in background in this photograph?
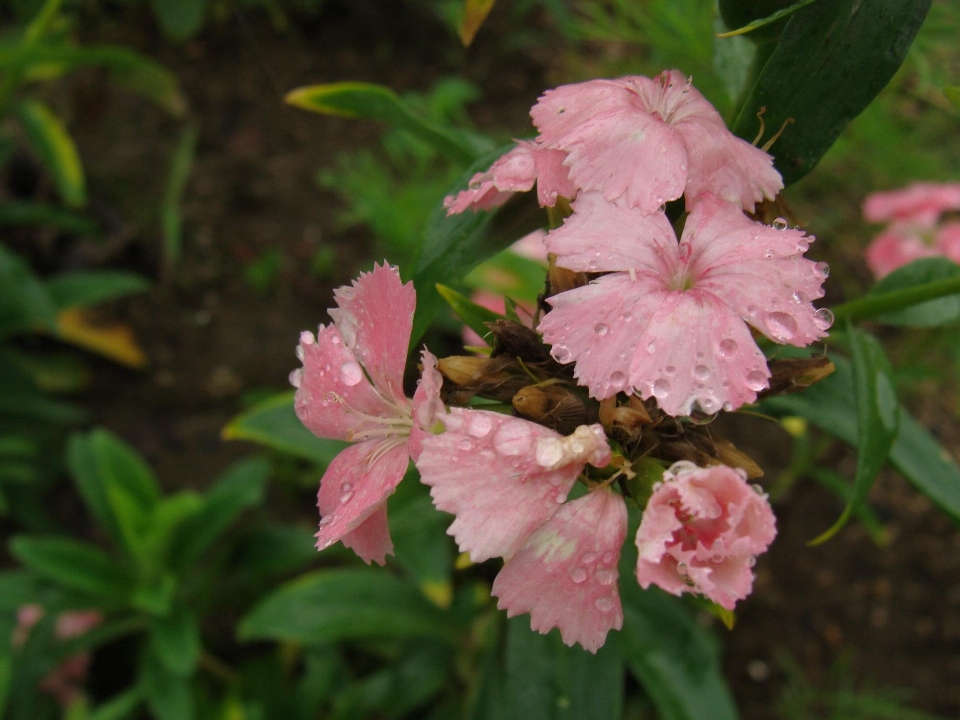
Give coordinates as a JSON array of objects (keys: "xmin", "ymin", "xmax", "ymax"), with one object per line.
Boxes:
[{"xmin": 863, "ymin": 182, "xmax": 960, "ymax": 227}]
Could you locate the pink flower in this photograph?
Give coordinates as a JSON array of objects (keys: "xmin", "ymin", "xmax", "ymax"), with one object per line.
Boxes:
[
  {"xmin": 864, "ymin": 223, "xmax": 939, "ymax": 278},
  {"xmin": 13, "ymin": 605, "xmax": 102, "ymax": 707},
  {"xmin": 531, "ymin": 70, "xmax": 782, "ymax": 214},
  {"xmin": 635, "ymin": 462, "xmax": 776, "ymax": 610},
  {"xmin": 863, "ymin": 182, "xmax": 960, "ymax": 227},
  {"xmin": 416, "ymin": 411, "xmax": 622, "ymax": 651},
  {"xmin": 293, "ymin": 264, "xmax": 442, "ymax": 564},
  {"xmin": 538, "ymin": 192, "xmax": 832, "ymax": 416},
  {"xmin": 444, "ymin": 140, "xmax": 577, "ymax": 214}
]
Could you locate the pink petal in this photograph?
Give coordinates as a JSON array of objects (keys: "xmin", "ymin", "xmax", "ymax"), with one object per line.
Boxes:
[
  {"xmin": 444, "ymin": 142, "xmax": 538, "ymax": 214},
  {"xmin": 937, "ymin": 222, "xmax": 960, "ymax": 264},
  {"xmin": 416, "ymin": 410, "xmax": 584, "ymax": 562},
  {"xmin": 492, "ymin": 489, "xmax": 627, "ymax": 653},
  {"xmin": 328, "ymin": 263, "xmax": 415, "ymax": 404},
  {"xmin": 545, "ymin": 192, "xmax": 679, "ymax": 274},
  {"xmin": 532, "ymin": 146, "xmax": 577, "ymax": 207},
  {"xmin": 409, "ymin": 349, "xmax": 444, "ymax": 461},
  {"xmin": 341, "ymin": 504, "xmax": 394, "ymax": 566},
  {"xmin": 864, "ymin": 225, "xmax": 936, "ymax": 278},
  {"xmin": 863, "ymin": 182, "xmax": 960, "ymax": 226},
  {"xmin": 316, "ymin": 440, "xmax": 409, "ymax": 563},
  {"xmin": 295, "ymin": 323, "xmax": 397, "ymax": 442}
]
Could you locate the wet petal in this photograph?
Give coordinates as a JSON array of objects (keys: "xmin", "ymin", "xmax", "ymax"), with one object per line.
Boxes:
[{"xmin": 341, "ymin": 504, "xmax": 393, "ymax": 566}]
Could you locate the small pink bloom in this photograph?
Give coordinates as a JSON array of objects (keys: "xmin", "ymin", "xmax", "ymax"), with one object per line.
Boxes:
[
  {"xmin": 936, "ymin": 221, "xmax": 960, "ymax": 264},
  {"xmin": 863, "ymin": 182, "xmax": 960, "ymax": 226},
  {"xmin": 416, "ymin": 412, "xmax": 610, "ymax": 562},
  {"xmin": 293, "ymin": 264, "xmax": 441, "ymax": 564},
  {"xmin": 531, "ymin": 70, "xmax": 782, "ymax": 214},
  {"xmin": 538, "ymin": 192, "xmax": 831, "ymax": 415},
  {"xmin": 493, "ymin": 487, "xmax": 627, "ymax": 653},
  {"xmin": 864, "ymin": 223, "xmax": 938, "ymax": 278},
  {"xmin": 444, "ymin": 140, "xmax": 577, "ymax": 214},
  {"xmin": 635, "ymin": 462, "xmax": 776, "ymax": 610}
]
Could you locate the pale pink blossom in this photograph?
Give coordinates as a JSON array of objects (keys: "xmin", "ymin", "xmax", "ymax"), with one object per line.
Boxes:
[
  {"xmin": 531, "ymin": 70, "xmax": 782, "ymax": 214},
  {"xmin": 493, "ymin": 487, "xmax": 627, "ymax": 653},
  {"xmin": 635, "ymin": 462, "xmax": 776, "ymax": 610},
  {"xmin": 13, "ymin": 605, "xmax": 102, "ymax": 707},
  {"xmin": 937, "ymin": 221, "xmax": 960, "ymax": 262},
  {"xmin": 416, "ymin": 413, "xmax": 620, "ymax": 651},
  {"xmin": 538, "ymin": 192, "xmax": 832, "ymax": 416},
  {"xmin": 444, "ymin": 140, "xmax": 576, "ymax": 214},
  {"xmin": 293, "ymin": 264, "xmax": 442, "ymax": 564},
  {"xmin": 863, "ymin": 182, "xmax": 960, "ymax": 226},
  {"xmin": 864, "ymin": 224, "xmax": 938, "ymax": 278}
]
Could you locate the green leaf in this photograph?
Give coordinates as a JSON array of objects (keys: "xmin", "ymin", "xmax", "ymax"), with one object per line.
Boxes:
[
  {"xmin": 866, "ymin": 257, "xmax": 960, "ymax": 327},
  {"xmin": 161, "ymin": 122, "xmax": 200, "ymax": 272},
  {"xmin": 140, "ymin": 491, "xmax": 204, "ymax": 573},
  {"xmin": 168, "ymin": 457, "xmax": 270, "ymax": 572},
  {"xmin": 504, "ymin": 617, "xmax": 624, "ymax": 720},
  {"xmin": 46, "ymin": 271, "xmax": 150, "ymax": 311},
  {"xmin": 0, "ymin": 244, "xmax": 58, "ymax": 339},
  {"xmin": 810, "ymin": 326, "xmax": 898, "ymax": 544},
  {"xmin": 148, "ymin": 604, "xmax": 201, "ymax": 676},
  {"xmin": 620, "ymin": 584, "xmax": 738, "ymax": 720},
  {"xmin": 716, "ymin": 0, "xmax": 819, "ymax": 38},
  {"xmin": 14, "ymin": 99, "xmax": 86, "ymax": 207},
  {"xmin": 945, "ymin": 85, "xmax": 960, "ymax": 113},
  {"xmin": 149, "ymin": 0, "xmax": 207, "ymax": 42},
  {"xmin": 388, "ymin": 475, "xmax": 455, "ymax": 593},
  {"xmin": 0, "ymin": 570, "xmax": 40, "ymax": 610},
  {"xmin": 10, "ymin": 535, "xmax": 133, "ymax": 600},
  {"xmin": 760, "ymin": 354, "xmax": 960, "ymax": 523},
  {"xmin": 222, "ymin": 391, "xmax": 348, "ymax": 464},
  {"xmin": 0, "ymin": 43, "xmax": 186, "ymax": 116},
  {"xmin": 87, "ymin": 688, "xmax": 143, "ymax": 720},
  {"xmin": 285, "ymin": 82, "xmax": 488, "ymax": 163},
  {"xmin": 411, "ymin": 151, "xmax": 544, "ymax": 344},
  {"xmin": 238, "ymin": 568, "xmax": 459, "ymax": 644},
  {"xmin": 732, "ymin": 0, "xmax": 931, "ymax": 185},
  {"xmin": 0, "ymin": 200, "xmax": 98, "ymax": 235},
  {"xmin": 142, "ymin": 650, "xmax": 194, "ymax": 720},
  {"xmin": 437, "ymin": 284, "xmax": 505, "ymax": 342}
]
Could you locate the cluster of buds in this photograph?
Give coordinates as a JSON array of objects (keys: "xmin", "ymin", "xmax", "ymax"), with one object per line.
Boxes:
[
  {"xmin": 292, "ymin": 71, "xmax": 836, "ymax": 652},
  {"xmin": 863, "ymin": 181, "xmax": 960, "ymax": 278}
]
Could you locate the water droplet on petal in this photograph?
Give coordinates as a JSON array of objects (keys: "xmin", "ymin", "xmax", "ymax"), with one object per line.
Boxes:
[
  {"xmin": 555, "ymin": 492, "xmax": 566, "ymax": 504},
  {"xmin": 295, "ymin": 345, "xmax": 304, "ymax": 361},
  {"xmin": 459, "ymin": 438, "xmax": 473, "ymax": 451},
  {"xmin": 582, "ymin": 552, "xmax": 597, "ymax": 564},
  {"xmin": 339, "ymin": 490, "xmax": 353, "ymax": 503},
  {"xmin": 339, "ymin": 361, "xmax": 363, "ymax": 386},
  {"xmin": 664, "ymin": 365, "xmax": 676, "ymax": 375},
  {"xmin": 289, "ymin": 369, "xmax": 303, "ymax": 388},
  {"xmin": 553, "ymin": 344, "xmax": 572, "ymax": 363},
  {"xmin": 766, "ymin": 311, "xmax": 798, "ymax": 341},
  {"xmin": 647, "ymin": 341, "xmax": 657, "ymax": 354},
  {"xmin": 746, "ymin": 370, "xmax": 768, "ymax": 392},
  {"xmin": 764, "ymin": 248, "xmax": 774, "ymax": 259},
  {"xmin": 791, "ymin": 291, "xmax": 807, "ymax": 304},
  {"xmin": 596, "ymin": 568, "xmax": 617, "ymax": 586},
  {"xmin": 722, "ymin": 402, "xmax": 733, "ymax": 412},
  {"xmin": 772, "ymin": 217, "xmax": 788, "ymax": 230},
  {"xmin": 610, "ymin": 370, "xmax": 626, "ymax": 386},
  {"xmin": 571, "ymin": 568, "xmax": 587, "ymax": 583},
  {"xmin": 693, "ymin": 364, "xmax": 709, "ymax": 381},
  {"xmin": 718, "ymin": 338, "xmax": 737, "ymax": 357},
  {"xmin": 594, "ymin": 322, "xmax": 609, "ymax": 336},
  {"xmin": 468, "ymin": 414, "xmax": 493, "ymax": 438},
  {"xmin": 494, "ymin": 422, "xmax": 534, "ymax": 456},
  {"xmin": 816, "ymin": 261, "xmax": 830, "ymax": 278},
  {"xmin": 330, "ymin": 334, "xmax": 340, "ymax": 345},
  {"xmin": 814, "ymin": 307, "xmax": 835, "ymax": 330},
  {"xmin": 653, "ymin": 378, "xmax": 671, "ymax": 398},
  {"xmin": 747, "ymin": 305, "xmax": 759, "ymax": 316},
  {"xmin": 595, "ymin": 597, "xmax": 614, "ymax": 612}
]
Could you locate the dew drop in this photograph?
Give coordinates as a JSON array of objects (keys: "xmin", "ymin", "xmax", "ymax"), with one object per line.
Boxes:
[
  {"xmin": 718, "ymin": 338, "xmax": 737, "ymax": 357},
  {"xmin": 772, "ymin": 217, "xmax": 788, "ymax": 230},
  {"xmin": 653, "ymin": 378, "xmax": 671, "ymax": 398},
  {"xmin": 693, "ymin": 364, "xmax": 710, "ymax": 381},
  {"xmin": 594, "ymin": 322, "xmax": 609, "ymax": 336},
  {"xmin": 339, "ymin": 361, "xmax": 363, "ymax": 386},
  {"xmin": 289, "ymin": 369, "xmax": 303, "ymax": 388},
  {"xmin": 341, "ymin": 482, "xmax": 352, "ymax": 492},
  {"xmin": 295, "ymin": 345, "xmax": 304, "ymax": 361},
  {"xmin": 553, "ymin": 344, "xmax": 572, "ymax": 363},
  {"xmin": 459, "ymin": 438, "xmax": 474, "ymax": 451},
  {"xmin": 610, "ymin": 370, "xmax": 626, "ymax": 386},
  {"xmin": 330, "ymin": 334, "xmax": 340, "ymax": 345},
  {"xmin": 339, "ymin": 490, "xmax": 354, "ymax": 503},
  {"xmin": 300, "ymin": 331, "xmax": 315, "ymax": 345},
  {"xmin": 676, "ymin": 562, "xmax": 689, "ymax": 577},
  {"xmin": 652, "ymin": 481, "xmax": 663, "ymax": 491},
  {"xmin": 751, "ymin": 483, "xmax": 766, "ymax": 496},
  {"xmin": 722, "ymin": 402, "xmax": 733, "ymax": 412},
  {"xmin": 664, "ymin": 365, "xmax": 676, "ymax": 375},
  {"xmin": 571, "ymin": 568, "xmax": 587, "ymax": 584},
  {"xmin": 319, "ymin": 515, "xmax": 333, "ymax": 526},
  {"xmin": 746, "ymin": 370, "xmax": 768, "ymax": 392},
  {"xmin": 746, "ymin": 305, "xmax": 759, "ymax": 316},
  {"xmin": 596, "ymin": 568, "xmax": 617, "ymax": 586},
  {"xmin": 791, "ymin": 291, "xmax": 807, "ymax": 304},
  {"xmin": 749, "ymin": 556, "xmax": 757, "ymax": 567},
  {"xmin": 494, "ymin": 422, "xmax": 534, "ymax": 456},
  {"xmin": 468, "ymin": 414, "xmax": 493, "ymax": 438},
  {"xmin": 588, "ymin": 260, "xmax": 598, "ymax": 270},
  {"xmin": 555, "ymin": 492, "xmax": 566, "ymax": 504},
  {"xmin": 595, "ymin": 597, "xmax": 614, "ymax": 612},
  {"xmin": 646, "ymin": 341, "xmax": 657, "ymax": 354},
  {"xmin": 814, "ymin": 307, "xmax": 835, "ymax": 330},
  {"xmin": 816, "ymin": 261, "xmax": 830, "ymax": 278},
  {"xmin": 766, "ymin": 311, "xmax": 798, "ymax": 341},
  {"xmin": 582, "ymin": 552, "xmax": 597, "ymax": 564},
  {"xmin": 764, "ymin": 248, "xmax": 774, "ymax": 259}
]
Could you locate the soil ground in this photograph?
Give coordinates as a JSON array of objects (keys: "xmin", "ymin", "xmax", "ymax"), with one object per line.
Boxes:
[{"xmin": 17, "ymin": 1, "xmax": 960, "ymax": 717}]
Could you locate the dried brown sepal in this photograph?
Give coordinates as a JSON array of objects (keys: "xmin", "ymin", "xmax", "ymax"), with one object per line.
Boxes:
[
  {"xmin": 712, "ymin": 437, "xmax": 764, "ymax": 479},
  {"xmin": 437, "ymin": 355, "xmax": 530, "ymax": 405},
  {"xmin": 758, "ymin": 355, "xmax": 835, "ymax": 399},
  {"xmin": 599, "ymin": 395, "xmax": 654, "ymax": 451},
  {"xmin": 487, "ymin": 320, "xmax": 554, "ymax": 364},
  {"xmin": 540, "ymin": 253, "xmax": 589, "ymax": 314},
  {"xmin": 748, "ymin": 193, "xmax": 800, "ymax": 228},
  {"xmin": 512, "ymin": 383, "xmax": 597, "ymax": 435}
]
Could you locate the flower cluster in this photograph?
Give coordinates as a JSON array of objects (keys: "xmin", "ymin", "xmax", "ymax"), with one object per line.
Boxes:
[
  {"xmin": 293, "ymin": 71, "xmax": 835, "ymax": 652},
  {"xmin": 863, "ymin": 181, "xmax": 960, "ymax": 278}
]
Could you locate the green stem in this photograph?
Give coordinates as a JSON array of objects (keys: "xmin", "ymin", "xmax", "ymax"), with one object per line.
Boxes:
[
  {"xmin": 0, "ymin": 0, "xmax": 65, "ymax": 115},
  {"xmin": 832, "ymin": 275, "xmax": 960, "ymax": 322}
]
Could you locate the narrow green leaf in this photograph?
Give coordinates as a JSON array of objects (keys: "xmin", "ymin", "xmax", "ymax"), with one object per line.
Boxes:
[
  {"xmin": 0, "ymin": 244, "xmax": 58, "ymax": 338},
  {"xmin": 388, "ymin": 475, "xmax": 455, "ymax": 591},
  {"xmin": 504, "ymin": 617, "xmax": 624, "ymax": 720},
  {"xmin": 161, "ymin": 122, "xmax": 199, "ymax": 272},
  {"xmin": 437, "ymin": 284, "xmax": 505, "ymax": 342},
  {"xmin": 222, "ymin": 391, "xmax": 347, "ymax": 464},
  {"xmin": 810, "ymin": 327, "xmax": 898, "ymax": 544},
  {"xmin": 285, "ymin": 82, "xmax": 486, "ymax": 163},
  {"xmin": 140, "ymin": 491, "xmax": 204, "ymax": 572},
  {"xmin": 168, "ymin": 457, "xmax": 270, "ymax": 572},
  {"xmin": 411, "ymin": 150, "xmax": 544, "ymax": 344},
  {"xmin": 149, "ymin": 0, "xmax": 207, "ymax": 42},
  {"xmin": 142, "ymin": 650, "xmax": 194, "ymax": 720},
  {"xmin": 46, "ymin": 271, "xmax": 150, "ymax": 311},
  {"xmin": 862, "ymin": 258, "xmax": 960, "ymax": 327},
  {"xmin": 148, "ymin": 604, "xmax": 201, "ymax": 676},
  {"xmin": 760, "ymin": 354, "xmax": 960, "ymax": 523},
  {"xmin": 732, "ymin": 0, "xmax": 931, "ymax": 185},
  {"xmin": 238, "ymin": 568, "xmax": 459, "ymax": 644},
  {"xmin": 620, "ymin": 583, "xmax": 739, "ymax": 720},
  {"xmin": 88, "ymin": 687, "xmax": 143, "ymax": 720},
  {"xmin": 14, "ymin": 99, "xmax": 86, "ymax": 207},
  {"xmin": 0, "ymin": 200, "xmax": 98, "ymax": 234},
  {"xmin": 716, "ymin": 0, "xmax": 819, "ymax": 37},
  {"xmin": 10, "ymin": 535, "xmax": 133, "ymax": 600}
]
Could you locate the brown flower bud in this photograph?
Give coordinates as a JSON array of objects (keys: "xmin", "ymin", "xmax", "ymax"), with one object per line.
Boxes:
[
  {"xmin": 512, "ymin": 383, "xmax": 596, "ymax": 435},
  {"xmin": 759, "ymin": 355, "xmax": 835, "ymax": 399}
]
